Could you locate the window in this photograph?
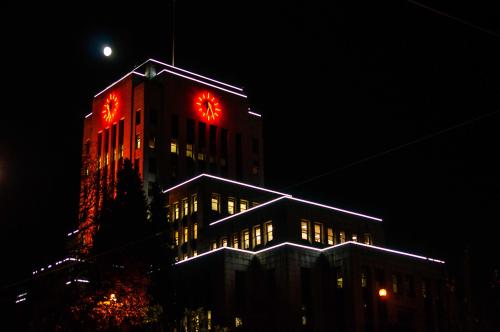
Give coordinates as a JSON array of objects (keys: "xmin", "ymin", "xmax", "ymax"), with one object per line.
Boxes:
[
  {"xmin": 183, "ymin": 227, "xmax": 188, "ymax": 243},
  {"xmin": 265, "ymin": 222, "xmax": 273, "ymax": 242},
  {"xmin": 364, "ymin": 233, "xmax": 373, "ymax": 245},
  {"xmin": 252, "ymin": 202, "xmax": 259, "ymax": 207},
  {"xmin": 149, "ymin": 157, "xmax": 156, "ymax": 173},
  {"xmin": 166, "ymin": 205, "xmax": 171, "ymax": 223},
  {"xmin": 314, "ymin": 223, "xmax": 322, "ymax": 243},
  {"xmin": 240, "ymin": 199, "xmax": 248, "ymax": 212},
  {"xmin": 233, "ymin": 234, "xmax": 239, "ymax": 248},
  {"xmin": 235, "ymin": 317, "xmax": 243, "ymax": 328},
  {"xmin": 170, "ymin": 140, "xmax": 178, "ymax": 154},
  {"xmin": 135, "ymin": 134, "xmax": 141, "ymax": 149},
  {"xmin": 135, "ymin": 109, "xmax": 141, "ymax": 125},
  {"xmin": 352, "ymin": 233, "xmax": 358, "ymax": 242},
  {"xmin": 211, "ymin": 241, "xmax": 217, "ymax": 250},
  {"xmin": 171, "ymin": 114, "xmax": 179, "ymax": 138},
  {"xmin": 242, "ymin": 230, "xmax": 250, "ymax": 249},
  {"xmin": 336, "ymin": 270, "xmax": 343, "ymax": 289},
  {"xmin": 191, "ymin": 194, "xmax": 198, "ymax": 213},
  {"xmin": 392, "ymin": 274, "xmax": 400, "ymax": 294},
  {"xmin": 148, "ymin": 136, "xmax": 155, "ymax": 149},
  {"xmin": 182, "ymin": 198, "xmax": 188, "ymax": 217},
  {"xmin": 193, "ymin": 223, "xmax": 198, "ymax": 240},
  {"xmin": 252, "ymin": 138, "xmax": 259, "ymax": 153},
  {"xmin": 339, "ymin": 231, "xmax": 346, "ymax": 243},
  {"xmin": 221, "ymin": 238, "xmax": 228, "ymax": 247},
  {"xmin": 193, "ymin": 250, "xmax": 198, "ymax": 257},
  {"xmin": 173, "ymin": 202, "xmax": 179, "ymax": 220},
  {"xmin": 211, "ymin": 193, "xmax": 220, "ymax": 212},
  {"xmin": 254, "ymin": 226, "xmax": 262, "ymax": 246},
  {"xmin": 197, "ymin": 152, "xmax": 205, "ymax": 161},
  {"xmin": 301, "ymin": 220, "xmax": 309, "ymax": 240},
  {"xmin": 361, "ymin": 271, "xmax": 368, "ymax": 288},
  {"xmin": 227, "ymin": 197, "xmax": 235, "ymax": 215},
  {"xmin": 327, "ymin": 228, "xmax": 334, "ymax": 245},
  {"xmin": 186, "ymin": 144, "xmax": 193, "ymax": 158},
  {"xmin": 174, "ymin": 230, "xmax": 179, "ymax": 245},
  {"xmin": 118, "ymin": 119, "xmax": 124, "ymax": 158}
]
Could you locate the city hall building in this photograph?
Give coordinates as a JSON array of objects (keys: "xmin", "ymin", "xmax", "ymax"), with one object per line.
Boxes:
[{"xmin": 21, "ymin": 59, "xmax": 455, "ymax": 331}]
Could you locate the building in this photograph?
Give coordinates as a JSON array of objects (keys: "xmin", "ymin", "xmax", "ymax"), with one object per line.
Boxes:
[{"xmin": 14, "ymin": 59, "xmax": 457, "ymax": 331}]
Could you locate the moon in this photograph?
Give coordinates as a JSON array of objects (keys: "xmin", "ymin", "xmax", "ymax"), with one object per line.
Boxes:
[{"xmin": 103, "ymin": 46, "xmax": 112, "ymax": 57}]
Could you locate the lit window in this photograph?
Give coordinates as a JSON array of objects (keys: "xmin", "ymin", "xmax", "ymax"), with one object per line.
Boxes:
[
  {"xmin": 173, "ymin": 202, "xmax": 179, "ymax": 220},
  {"xmin": 235, "ymin": 317, "xmax": 243, "ymax": 327},
  {"xmin": 174, "ymin": 231, "xmax": 179, "ymax": 245},
  {"xmin": 148, "ymin": 137, "xmax": 155, "ymax": 149},
  {"xmin": 327, "ymin": 228, "xmax": 334, "ymax": 245},
  {"xmin": 211, "ymin": 241, "xmax": 217, "ymax": 250},
  {"xmin": 184, "ymin": 227, "xmax": 188, "ymax": 243},
  {"xmin": 186, "ymin": 144, "xmax": 193, "ymax": 158},
  {"xmin": 301, "ymin": 220, "xmax": 309, "ymax": 241},
  {"xmin": 243, "ymin": 230, "xmax": 250, "ymax": 249},
  {"xmin": 183, "ymin": 254, "xmax": 188, "ymax": 261},
  {"xmin": 227, "ymin": 197, "xmax": 235, "ymax": 215},
  {"xmin": 265, "ymin": 222, "xmax": 273, "ymax": 242},
  {"xmin": 364, "ymin": 233, "xmax": 373, "ymax": 245},
  {"xmin": 339, "ymin": 231, "xmax": 346, "ymax": 243},
  {"xmin": 252, "ymin": 202, "xmax": 259, "ymax": 207},
  {"xmin": 314, "ymin": 223, "xmax": 322, "ymax": 243},
  {"xmin": 135, "ymin": 134, "xmax": 141, "ymax": 149},
  {"xmin": 233, "ymin": 234, "xmax": 239, "ymax": 248},
  {"xmin": 211, "ymin": 193, "xmax": 220, "ymax": 212},
  {"xmin": 197, "ymin": 152, "xmax": 205, "ymax": 160},
  {"xmin": 207, "ymin": 311, "xmax": 212, "ymax": 330},
  {"xmin": 221, "ymin": 238, "xmax": 228, "ymax": 247},
  {"xmin": 182, "ymin": 198, "xmax": 188, "ymax": 217},
  {"xmin": 191, "ymin": 194, "xmax": 198, "ymax": 213},
  {"xmin": 361, "ymin": 272, "xmax": 367, "ymax": 288},
  {"xmin": 254, "ymin": 226, "xmax": 261, "ymax": 246},
  {"xmin": 392, "ymin": 274, "xmax": 399, "ymax": 294},
  {"xmin": 352, "ymin": 234, "xmax": 358, "ymax": 242},
  {"xmin": 193, "ymin": 223, "xmax": 198, "ymax": 240},
  {"xmin": 170, "ymin": 140, "xmax": 178, "ymax": 154},
  {"xmin": 193, "ymin": 250, "xmax": 197, "ymax": 257},
  {"xmin": 240, "ymin": 199, "xmax": 248, "ymax": 212},
  {"xmin": 337, "ymin": 271, "xmax": 343, "ymax": 289}
]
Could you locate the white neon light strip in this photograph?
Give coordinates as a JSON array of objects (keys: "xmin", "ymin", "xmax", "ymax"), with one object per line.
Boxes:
[
  {"xmin": 15, "ymin": 298, "xmax": 26, "ymax": 304},
  {"xmin": 288, "ymin": 197, "xmax": 383, "ymax": 222},
  {"xmin": 148, "ymin": 59, "xmax": 243, "ymax": 91},
  {"xmin": 209, "ymin": 196, "xmax": 289, "ymax": 226},
  {"xmin": 155, "ymin": 69, "xmax": 247, "ymax": 98},
  {"xmin": 175, "ymin": 241, "xmax": 444, "ymax": 265},
  {"xmin": 248, "ymin": 111, "xmax": 262, "ymax": 117},
  {"xmin": 17, "ymin": 293, "xmax": 27, "ymax": 298},
  {"xmin": 76, "ymin": 279, "xmax": 90, "ymax": 283},
  {"xmin": 85, "ymin": 112, "xmax": 92, "ymax": 119},
  {"xmin": 162, "ymin": 173, "xmax": 289, "ymax": 197},
  {"xmin": 94, "ymin": 71, "xmax": 145, "ymax": 98}
]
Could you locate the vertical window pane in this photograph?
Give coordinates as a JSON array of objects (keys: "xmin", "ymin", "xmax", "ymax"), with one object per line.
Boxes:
[
  {"xmin": 339, "ymin": 231, "xmax": 346, "ymax": 243},
  {"xmin": 266, "ymin": 222, "xmax": 273, "ymax": 242},
  {"xmin": 228, "ymin": 198, "xmax": 235, "ymax": 215},
  {"xmin": 243, "ymin": 230, "xmax": 250, "ymax": 249},
  {"xmin": 254, "ymin": 226, "xmax": 261, "ymax": 246},
  {"xmin": 233, "ymin": 234, "xmax": 239, "ymax": 248},
  {"xmin": 184, "ymin": 227, "xmax": 188, "ymax": 242},
  {"xmin": 193, "ymin": 223, "xmax": 198, "ymax": 240},
  {"xmin": 327, "ymin": 228, "xmax": 334, "ymax": 245},
  {"xmin": 192, "ymin": 194, "xmax": 198, "ymax": 213},
  {"xmin": 240, "ymin": 200, "xmax": 248, "ymax": 212},
  {"xmin": 301, "ymin": 221, "xmax": 309, "ymax": 240},
  {"xmin": 314, "ymin": 223, "xmax": 322, "ymax": 243},
  {"xmin": 211, "ymin": 194, "xmax": 220, "ymax": 212}
]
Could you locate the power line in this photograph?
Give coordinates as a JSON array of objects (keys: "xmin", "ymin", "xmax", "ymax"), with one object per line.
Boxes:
[
  {"xmin": 284, "ymin": 109, "xmax": 500, "ymax": 191},
  {"xmin": 407, "ymin": 0, "xmax": 500, "ymax": 39}
]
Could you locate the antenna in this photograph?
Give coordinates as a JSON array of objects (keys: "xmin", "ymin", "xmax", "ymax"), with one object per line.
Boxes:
[{"xmin": 172, "ymin": 0, "xmax": 176, "ymax": 66}]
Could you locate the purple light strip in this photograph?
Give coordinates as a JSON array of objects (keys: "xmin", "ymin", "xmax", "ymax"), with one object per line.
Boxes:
[
  {"xmin": 248, "ymin": 111, "xmax": 262, "ymax": 117},
  {"xmin": 209, "ymin": 196, "xmax": 289, "ymax": 226},
  {"xmin": 85, "ymin": 112, "xmax": 92, "ymax": 119},
  {"xmin": 175, "ymin": 241, "xmax": 444, "ymax": 265},
  {"xmin": 287, "ymin": 197, "xmax": 382, "ymax": 222},
  {"xmin": 94, "ymin": 71, "xmax": 145, "ymax": 98},
  {"xmin": 155, "ymin": 69, "xmax": 247, "ymax": 98},
  {"xmin": 148, "ymin": 59, "xmax": 244, "ymax": 91},
  {"xmin": 162, "ymin": 173, "xmax": 289, "ymax": 197}
]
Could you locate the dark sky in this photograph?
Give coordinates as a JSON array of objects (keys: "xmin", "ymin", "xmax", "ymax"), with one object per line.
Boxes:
[{"xmin": 1, "ymin": 0, "xmax": 499, "ymax": 304}]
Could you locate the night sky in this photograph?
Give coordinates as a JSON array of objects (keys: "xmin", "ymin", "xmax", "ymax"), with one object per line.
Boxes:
[{"xmin": 1, "ymin": 0, "xmax": 499, "ymax": 309}]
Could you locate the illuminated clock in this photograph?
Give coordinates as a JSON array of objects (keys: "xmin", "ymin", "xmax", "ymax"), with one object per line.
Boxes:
[
  {"xmin": 102, "ymin": 93, "xmax": 119, "ymax": 123},
  {"xmin": 195, "ymin": 92, "xmax": 221, "ymax": 121}
]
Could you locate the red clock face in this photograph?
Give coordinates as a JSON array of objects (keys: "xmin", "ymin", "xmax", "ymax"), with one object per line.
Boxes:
[
  {"xmin": 195, "ymin": 92, "xmax": 221, "ymax": 122},
  {"xmin": 102, "ymin": 93, "xmax": 119, "ymax": 123}
]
